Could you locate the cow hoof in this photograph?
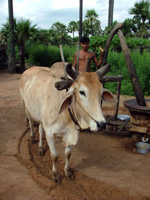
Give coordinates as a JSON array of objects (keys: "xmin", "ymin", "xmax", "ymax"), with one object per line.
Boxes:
[
  {"xmin": 65, "ymin": 170, "xmax": 74, "ymax": 181},
  {"xmin": 38, "ymin": 147, "xmax": 44, "ymax": 156},
  {"xmin": 30, "ymin": 136, "xmax": 36, "ymax": 144},
  {"xmin": 52, "ymin": 173, "xmax": 61, "ymax": 184}
]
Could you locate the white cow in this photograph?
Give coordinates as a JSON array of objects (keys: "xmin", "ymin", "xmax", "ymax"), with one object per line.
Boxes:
[{"xmin": 19, "ymin": 63, "xmax": 115, "ymax": 182}]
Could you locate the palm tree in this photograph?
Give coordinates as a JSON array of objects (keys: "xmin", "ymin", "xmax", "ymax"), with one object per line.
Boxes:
[
  {"xmin": 129, "ymin": 0, "xmax": 150, "ymax": 37},
  {"xmin": 67, "ymin": 21, "xmax": 78, "ymax": 40},
  {"xmin": 0, "ymin": 21, "xmax": 11, "ymax": 46},
  {"xmin": 0, "ymin": 18, "xmax": 37, "ymax": 72},
  {"xmin": 129, "ymin": 0, "xmax": 150, "ymax": 24},
  {"xmin": 32, "ymin": 29, "xmax": 50, "ymax": 45},
  {"xmin": 82, "ymin": 19, "xmax": 90, "ymax": 36},
  {"xmin": 50, "ymin": 22, "xmax": 69, "ymax": 45},
  {"xmin": 122, "ymin": 18, "xmax": 135, "ymax": 37},
  {"xmin": 85, "ymin": 9, "xmax": 99, "ymax": 36},
  {"xmin": 15, "ymin": 18, "xmax": 37, "ymax": 72}
]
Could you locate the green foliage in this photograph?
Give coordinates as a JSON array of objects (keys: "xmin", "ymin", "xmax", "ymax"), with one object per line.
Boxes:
[
  {"xmin": 27, "ymin": 44, "xmax": 76, "ymax": 67},
  {"xmin": 90, "ymin": 35, "xmax": 150, "ymax": 52},
  {"xmin": 104, "ymin": 51, "xmax": 150, "ymax": 96},
  {"xmin": 131, "ymin": 51, "xmax": 150, "ymax": 96}
]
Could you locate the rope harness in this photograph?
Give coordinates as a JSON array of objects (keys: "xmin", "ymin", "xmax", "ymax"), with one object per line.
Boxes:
[{"xmin": 68, "ymin": 94, "xmax": 100, "ymax": 131}]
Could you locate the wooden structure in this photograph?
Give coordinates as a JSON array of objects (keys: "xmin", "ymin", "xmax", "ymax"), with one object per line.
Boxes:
[{"xmin": 101, "ymin": 23, "xmax": 149, "ymax": 135}]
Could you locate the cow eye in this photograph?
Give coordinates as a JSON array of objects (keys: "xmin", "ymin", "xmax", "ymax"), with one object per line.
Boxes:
[{"xmin": 79, "ymin": 90, "xmax": 86, "ymax": 96}]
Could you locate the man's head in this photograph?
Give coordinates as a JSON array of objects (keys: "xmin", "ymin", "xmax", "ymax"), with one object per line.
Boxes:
[
  {"xmin": 80, "ymin": 36, "xmax": 90, "ymax": 44},
  {"xmin": 80, "ymin": 36, "xmax": 90, "ymax": 51}
]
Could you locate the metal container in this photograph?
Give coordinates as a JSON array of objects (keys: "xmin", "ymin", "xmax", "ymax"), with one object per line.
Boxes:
[
  {"xmin": 136, "ymin": 142, "xmax": 150, "ymax": 154},
  {"xmin": 117, "ymin": 114, "xmax": 130, "ymax": 121}
]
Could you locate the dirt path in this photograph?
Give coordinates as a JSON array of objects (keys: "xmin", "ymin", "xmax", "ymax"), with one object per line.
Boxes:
[
  {"xmin": 1, "ymin": 71, "xmax": 150, "ymax": 200},
  {"xmin": 0, "ymin": 71, "xmax": 53, "ymax": 200}
]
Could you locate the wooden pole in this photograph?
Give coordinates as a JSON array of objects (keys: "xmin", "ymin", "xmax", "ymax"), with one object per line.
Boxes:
[
  {"xmin": 77, "ymin": 0, "xmax": 83, "ymax": 72},
  {"xmin": 108, "ymin": 0, "xmax": 114, "ymax": 26},
  {"xmin": 118, "ymin": 29, "xmax": 146, "ymax": 106},
  {"xmin": 59, "ymin": 45, "xmax": 67, "ymax": 77},
  {"xmin": 76, "ymin": 43, "xmax": 80, "ymax": 71},
  {"xmin": 79, "ymin": 0, "xmax": 83, "ymax": 41},
  {"xmin": 8, "ymin": 0, "xmax": 16, "ymax": 73}
]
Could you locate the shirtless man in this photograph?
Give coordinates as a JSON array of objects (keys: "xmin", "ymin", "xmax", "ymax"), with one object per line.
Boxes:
[{"xmin": 73, "ymin": 36, "xmax": 104, "ymax": 72}]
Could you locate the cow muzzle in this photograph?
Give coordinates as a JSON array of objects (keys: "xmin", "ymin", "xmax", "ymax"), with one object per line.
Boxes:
[
  {"xmin": 89, "ymin": 120, "xmax": 106, "ymax": 132},
  {"xmin": 97, "ymin": 121, "xmax": 106, "ymax": 130}
]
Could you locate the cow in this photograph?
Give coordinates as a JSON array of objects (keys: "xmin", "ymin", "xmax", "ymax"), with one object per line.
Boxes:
[{"xmin": 19, "ymin": 62, "xmax": 116, "ymax": 183}]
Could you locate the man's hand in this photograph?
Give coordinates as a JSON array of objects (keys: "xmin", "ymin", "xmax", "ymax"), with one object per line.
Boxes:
[{"xmin": 99, "ymin": 47, "xmax": 104, "ymax": 56}]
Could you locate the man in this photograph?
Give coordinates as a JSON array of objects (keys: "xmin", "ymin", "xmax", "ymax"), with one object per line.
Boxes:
[{"xmin": 73, "ymin": 36, "xmax": 104, "ymax": 72}]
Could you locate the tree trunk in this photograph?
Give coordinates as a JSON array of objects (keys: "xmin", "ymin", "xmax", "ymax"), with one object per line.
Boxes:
[
  {"xmin": 108, "ymin": 0, "xmax": 114, "ymax": 26},
  {"xmin": 79, "ymin": 0, "xmax": 83, "ymax": 41},
  {"xmin": 8, "ymin": 0, "xmax": 16, "ymax": 73},
  {"xmin": 18, "ymin": 45, "xmax": 26, "ymax": 73},
  {"xmin": 73, "ymin": 31, "xmax": 74, "ymax": 40}
]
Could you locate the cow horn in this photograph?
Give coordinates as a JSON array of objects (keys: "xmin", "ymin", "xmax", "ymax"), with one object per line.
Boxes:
[
  {"xmin": 96, "ymin": 63, "xmax": 110, "ymax": 78},
  {"xmin": 55, "ymin": 77, "xmax": 73, "ymax": 91},
  {"xmin": 66, "ymin": 63, "xmax": 79, "ymax": 79}
]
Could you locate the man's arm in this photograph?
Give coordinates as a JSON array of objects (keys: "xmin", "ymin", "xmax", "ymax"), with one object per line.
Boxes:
[
  {"xmin": 92, "ymin": 49, "xmax": 104, "ymax": 68},
  {"xmin": 73, "ymin": 52, "xmax": 77, "ymax": 70}
]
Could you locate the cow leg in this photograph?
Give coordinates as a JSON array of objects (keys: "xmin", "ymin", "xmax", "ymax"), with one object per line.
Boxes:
[
  {"xmin": 46, "ymin": 133, "xmax": 60, "ymax": 183},
  {"xmin": 25, "ymin": 109, "xmax": 35, "ymax": 144},
  {"xmin": 64, "ymin": 146, "xmax": 74, "ymax": 180},
  {"xmin": 38, "ymin": 123, "xmax": 44, "ymax": 156}
]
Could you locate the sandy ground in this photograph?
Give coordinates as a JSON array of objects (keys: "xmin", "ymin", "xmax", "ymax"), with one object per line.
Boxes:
[{"xmin": 1, "ymin": 70, "xmax": 150, "ymax": 200}]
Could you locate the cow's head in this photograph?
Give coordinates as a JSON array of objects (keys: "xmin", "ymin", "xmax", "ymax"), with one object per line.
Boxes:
[{"xmin": 57, "ymin": 63, "xmax": 116, "ymax": 131}]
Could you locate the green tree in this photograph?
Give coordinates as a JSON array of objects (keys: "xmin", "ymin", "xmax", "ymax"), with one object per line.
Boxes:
[
  {"xmin": 67, "ymin": 21, "xmax": 78, "ymax": 40},
  {"xmin": 0, "ymin": 18, "xmax": 37, "ymax": 72},
  {"xmin": 31, "ymin": 29, "xmax": 50, "ymax": 45},
  {"xmin": 50, "ymin": 22, "xmax": 71, "ymax": 45},
  {"xmin": 15, "ymin": 18, "xmax": 37, "ymax": 72},
  {"xmin": 0, "ymin": 20, "xmax": 13, "ymax": 46},
  {"xmin": 82, "ymin": 19, "xmax": 90, "ymax": 36},
  {"xmin": 122, "ymin": 18, "xmax": 135, "ymax": 37},
  {"xmin": 129, "ymin": 0, "xmax": 150, "ymax": 38},
  {"xmin": 85, "ymin": 9, "xmax": 99, "ymax": 36}
]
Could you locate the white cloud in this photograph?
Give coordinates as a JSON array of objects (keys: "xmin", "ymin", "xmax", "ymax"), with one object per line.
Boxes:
[{"xmin": 0, "ymin": 0, "xmax": 138, "ymax": 30}]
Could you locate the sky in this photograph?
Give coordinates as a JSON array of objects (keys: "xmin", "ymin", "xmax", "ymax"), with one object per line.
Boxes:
[{"xmin": 0, "ymin": 0, "xmax": 137, "ymax": 31}]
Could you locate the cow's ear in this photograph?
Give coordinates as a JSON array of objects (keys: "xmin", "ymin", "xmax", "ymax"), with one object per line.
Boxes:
[
  {"xmin": 102, "ymin": 89, "xmax": 117, "ymax": 103},
  {"xmin": 58, "ymin": 91, "xmax": 74, "ymax": 114}
]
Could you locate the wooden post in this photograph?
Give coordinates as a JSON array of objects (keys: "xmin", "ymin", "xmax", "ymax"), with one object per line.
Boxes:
[
  {"xmin": 79, "ymin": 0, "xmax": 83, "ymax": 41},
  {"xmin": 59, "ymin": 45, "xmax": 67, "ymax": 77},
  {"xmin": 76, "ymin": 43, "xmax": 80, "ymax": 72},
  {"xmin": 113, "ymin": 75, "xmax": 122, "ymax": 119},
  {"xmin": 118, "ymin": 29, "xmax": 146, "ymax": 106},
  {"xmin": 8, "ymin": 0, "xmax": 16, "ymax": 73},
  {"xmin": 108, "ymin": 0, "xmax": 114, "ymax": 26}
]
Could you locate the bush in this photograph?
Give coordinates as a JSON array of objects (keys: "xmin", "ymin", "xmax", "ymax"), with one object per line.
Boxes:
[
  {"xmin": 27, "ymin": 44, "xmax": 76, "ymax": 67},
  {"xmin": 104, "ymin": 51, "xmax": 150, "ymax": 96}
]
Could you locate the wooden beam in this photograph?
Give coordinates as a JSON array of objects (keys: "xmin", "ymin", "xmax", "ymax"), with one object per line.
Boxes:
[
  {"xmin": 102, "ymin": 23, "xmax": 123, "ymax": 66},
  {"xmin": 118, "ymin": 29, "xmax": 146, "ymax": 106}
]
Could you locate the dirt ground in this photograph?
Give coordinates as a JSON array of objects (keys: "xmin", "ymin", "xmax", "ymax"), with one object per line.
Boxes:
[{"xmin": 1, "ymin": 70, "xmax": 150, "ymax": 200}]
